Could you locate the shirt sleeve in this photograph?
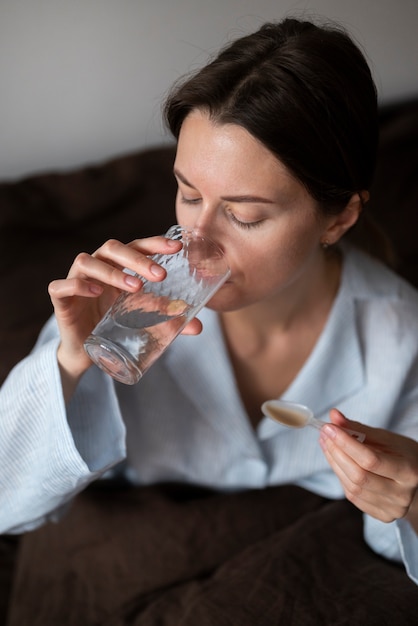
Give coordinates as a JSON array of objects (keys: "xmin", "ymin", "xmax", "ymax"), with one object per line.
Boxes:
[
  {"xmin": 0, "ymin": 317, "xmax": 126, "ymax": 534},
  {"xmin": 363, "ymin": 515, "xmax": 418, "ymax": 585}
]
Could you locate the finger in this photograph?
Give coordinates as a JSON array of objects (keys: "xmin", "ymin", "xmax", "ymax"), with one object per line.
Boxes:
[
  {"xmin": 93, "ymin": 237, "xmax": 182, "ymax": 281},
  {"xmin": 49, "ymin": 277, "xmax": 104, "ymax": 300},
  {"xmin": 320, "ymin": 435, "xmax": 384, "ymax": 496},
  {"xmin": 329, "ymin": 408, "xmax": 367, "ymax": 442},
  {"xmin": 67, "ymin": 251, "xmax": 145, "ymax": 293},
  {"xmin": 127, "ymin": 235, "xmax": 182, "ymax": 255},
  {"xmin": 329, "ymin": 407, "xmax": 350, "ymax": 427},
  {"xmin": 330, "ymin": 408, "xmax": 392, "ymax": 451},
  {"xmin": 320, "ymin": 422, "xmax": 402, "ymax": 481},
  {"xmin": 320, "ymin": 438, "xmax": 410, "ymax": 520},
  {"xmin": 181, "ymin": 317, "xmax": 203, "ymax": 336},
  {"xmin": 320, "ymin": 425, "xmax": 416, "ymax": 505}
]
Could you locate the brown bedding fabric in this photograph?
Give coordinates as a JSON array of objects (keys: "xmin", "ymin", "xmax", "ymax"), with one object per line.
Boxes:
[
  {"xmin": 0, "ymin": 536, "xmax": 20, "ymax": 625},
  {"xmin": 7, "ymin": 484, "xmax": 418, "ymax": 626}
]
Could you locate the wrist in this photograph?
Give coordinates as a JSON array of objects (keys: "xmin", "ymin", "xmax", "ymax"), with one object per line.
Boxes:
[
  {"xmin": 405, "ymin": 489, "xmax": 418, "ymax": 534},
  {"xmin": 57, "ymin": 343, "xmax": 92, "ymax": 402}
]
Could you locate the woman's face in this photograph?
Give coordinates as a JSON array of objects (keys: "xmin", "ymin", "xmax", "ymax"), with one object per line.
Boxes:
[{"xmin": 174, "ymin": 109, "xmax": 337, "ymax": 312}]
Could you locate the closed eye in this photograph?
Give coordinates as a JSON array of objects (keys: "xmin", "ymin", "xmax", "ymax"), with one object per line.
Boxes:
[
  {"xmin": 227, "ymin": 210, "xmax": 264, "ymax": 229},
  {"xmin": 180, "ymin": 196, "xmax": 264, "ymax": 228},
  {"xmin": 180, "ymin": 195, "xmax": 201, "ymax": 205}
]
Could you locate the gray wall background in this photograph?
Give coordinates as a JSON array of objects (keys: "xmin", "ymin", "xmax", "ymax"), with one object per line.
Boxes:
[{"xmin": 1, "ymin": 0, "xmax": 417, "ymax": 181}]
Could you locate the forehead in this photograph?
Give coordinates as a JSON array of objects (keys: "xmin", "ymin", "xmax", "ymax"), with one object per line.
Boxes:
[{"xmin": 175, "ymin": 110, "xmax": 300, "ymax": 197}]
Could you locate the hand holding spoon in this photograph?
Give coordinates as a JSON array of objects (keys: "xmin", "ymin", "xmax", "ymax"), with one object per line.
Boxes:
[{"xmin": 261, "ymin": 399, "xmax": 366, "ymax": 443}]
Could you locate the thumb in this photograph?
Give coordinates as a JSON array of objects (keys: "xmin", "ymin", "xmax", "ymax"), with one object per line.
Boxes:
[
  {"xmin": 180, "ymin": 316, "xmax": 203, "ymax": 336},
  {"xmin": 329, "ymin": 407, "xmax": 349, "ymax": 426},
  {"xmin": 329, "ymin": 408, "xmax": 367, "ymax": 444}
]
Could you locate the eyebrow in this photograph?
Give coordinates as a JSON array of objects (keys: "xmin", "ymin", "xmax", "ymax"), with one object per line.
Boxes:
[{"xmin": 173, "ymin": 168, "xmax": 275, "ymax": 204}]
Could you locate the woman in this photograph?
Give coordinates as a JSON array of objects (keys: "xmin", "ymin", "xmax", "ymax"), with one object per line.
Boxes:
[{"xmin": 1, "ymin": 16, "xmax": 417, "ymax": 588}]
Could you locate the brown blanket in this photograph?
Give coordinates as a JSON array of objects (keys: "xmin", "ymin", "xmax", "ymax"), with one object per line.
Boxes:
[{"xmin": 7, "ymin": 484, "xmax": 418, "ymax": 625}]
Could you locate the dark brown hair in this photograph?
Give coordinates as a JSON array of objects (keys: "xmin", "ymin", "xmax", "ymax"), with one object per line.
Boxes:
[{"xmin": 164, "ymin": 17, "xmax": 393, "ymax": 261}]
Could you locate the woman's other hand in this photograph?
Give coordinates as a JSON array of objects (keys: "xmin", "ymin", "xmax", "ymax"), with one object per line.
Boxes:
[{"xmin": 319, "ymin": 408, "xmax": 418, "ymax": 530}]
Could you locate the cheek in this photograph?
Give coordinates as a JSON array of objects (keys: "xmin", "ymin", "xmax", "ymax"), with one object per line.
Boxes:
[
  {"xmin": 237, "ymin": 225, "xmax": 321, "ymax": 286},
  {"xmin": 228, "ymin": 237, "xmax": 281, "ymax": 289},
  {"xmin": 241, "ymin": 229, "xmax": 306, "ymax": 269},
  {"xmin": 272, "ymin": 210, "xmax": 325, "ymax": 261}
]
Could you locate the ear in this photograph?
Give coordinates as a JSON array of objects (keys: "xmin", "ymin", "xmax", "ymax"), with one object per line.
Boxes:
[{"xmin": 321, "ymin": 192, "xmax": 367, "ymax": 246}]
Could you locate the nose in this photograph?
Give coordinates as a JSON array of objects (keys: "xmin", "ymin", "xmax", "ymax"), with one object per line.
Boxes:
[
  {"xmin": 192, "ymin": 219, "xmax": 227, "ymax": 256},
  {"xmin": 181, "ymin": 203, "xmax": 220, "ymax": 243}
]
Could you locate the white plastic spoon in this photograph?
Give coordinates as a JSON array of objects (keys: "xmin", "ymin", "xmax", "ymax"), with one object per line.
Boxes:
[{"xmin": 261, "ymin": 399, "xmax": 366, "ymax": 443}]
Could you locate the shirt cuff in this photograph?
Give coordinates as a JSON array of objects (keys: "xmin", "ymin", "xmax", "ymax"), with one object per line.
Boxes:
[{"xmin": 396, "ymin": 518, "xmax": 418, "ymax": 585}]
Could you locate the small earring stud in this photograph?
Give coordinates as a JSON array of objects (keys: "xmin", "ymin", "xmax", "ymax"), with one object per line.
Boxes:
[{"xmin": 321, "ymin": 240, "xmax": 330, "ymax": 250}]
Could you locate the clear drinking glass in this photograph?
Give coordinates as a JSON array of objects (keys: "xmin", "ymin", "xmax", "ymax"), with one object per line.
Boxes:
[{"xmin": 84, "ymin": 225, "xmax": 230, "ymax": 384}]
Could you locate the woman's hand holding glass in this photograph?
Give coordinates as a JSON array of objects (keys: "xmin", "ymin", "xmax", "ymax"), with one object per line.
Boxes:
[
  {"xmin": 48, "ymin": 236, "xmax": 202, "ymax": 397},
  {"xmin": 320, "ymin": 409, "xmax": 418, "ymax": 529}
]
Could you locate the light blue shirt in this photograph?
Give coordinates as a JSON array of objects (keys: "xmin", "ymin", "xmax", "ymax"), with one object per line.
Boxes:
[{"xmin": 1, "ymin": 245, "xmax": 417, "ymax": 584}]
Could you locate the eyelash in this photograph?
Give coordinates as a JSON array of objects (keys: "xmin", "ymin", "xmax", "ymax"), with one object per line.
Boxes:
[
  {"xmin": 227, "ymin": 211, "xmax": 263, "ymax": 230},
  {"xmin": 180, "ymin": 196, "xmax": 200, "ymax": 205},
  {"xmin": 180, "ymin": 196, "xmax": 263, "ymax": 230}
]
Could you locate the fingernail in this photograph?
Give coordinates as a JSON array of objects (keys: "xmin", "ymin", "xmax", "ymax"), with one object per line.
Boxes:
[
  {"xmin": 150, "ymin": 264, "xmax": 165, "ymax": 277},
  {"xmin": 89, "ymin": 283, "xmax": 103, "ymax": 295},
  {"xmin": 323, "ymin": 424, "xmax": 337, "ymax": 439},
  {"xmin": 166, "ymin": 238, "xmax": 180, "ymax": 247},
  {"xmin": 124, "ymin": 274, "xmax": 141, "ymax": 288}
]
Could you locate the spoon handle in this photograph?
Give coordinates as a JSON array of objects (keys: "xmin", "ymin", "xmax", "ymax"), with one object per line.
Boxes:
[{"xmin": 310, "ymin": 419, "xmax": 366, "ymax": 443}]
